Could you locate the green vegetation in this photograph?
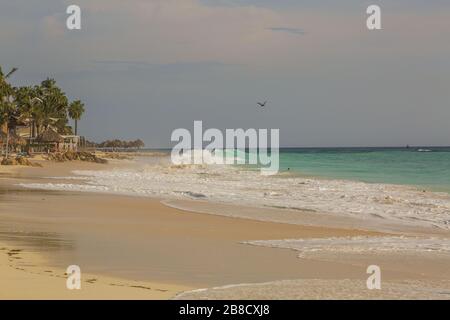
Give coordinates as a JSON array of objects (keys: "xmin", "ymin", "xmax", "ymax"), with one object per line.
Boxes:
[
  {"xmin": 0, "ymin": 66, "xmax": 85, "ymax": 156},
  {"xmin": 1, "ymin": 66, "xmax": 145, "ymax": 159},
  {"xmin": 68, "ymin": 100, "xmax": 85, "ymax": 135},
  {"xmin": 87, "ymin": 139, "xmax": 145, "ymax": 149}
]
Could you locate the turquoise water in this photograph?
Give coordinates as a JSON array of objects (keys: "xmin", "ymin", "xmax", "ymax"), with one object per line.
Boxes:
[
  {"xmin": 278, "ymin": 147, "xmax": 450, "ymax": 192},
  {"xmin": 144, "ymin": 147, "xmax": 450, "ymax": 193}
]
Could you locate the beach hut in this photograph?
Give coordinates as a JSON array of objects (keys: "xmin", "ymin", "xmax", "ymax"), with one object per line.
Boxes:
[
  {"xmin": 61, "ymin": 135, "xmax": 80, "ymax": 152},
  {"xmin": 36, "ymin": 127, "xmax": 64, "ymax": 152}
]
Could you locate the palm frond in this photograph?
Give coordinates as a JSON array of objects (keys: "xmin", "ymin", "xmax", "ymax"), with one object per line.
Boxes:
[{"xmin": 5, "ymin": 68, "xmax": 18, "ymax": 79}]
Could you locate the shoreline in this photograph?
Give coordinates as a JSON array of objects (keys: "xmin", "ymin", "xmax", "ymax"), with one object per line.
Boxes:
[
  {"xmin": 16, "ymin": 153, "xmax": 450, "ymax": 232},
  {"xmin": 1, "ymin": 157, "xmax": 450, "ymax": 299},
  {"xmin": 10, "ymin": 154, "xmax": 450, "ymax": 236}
]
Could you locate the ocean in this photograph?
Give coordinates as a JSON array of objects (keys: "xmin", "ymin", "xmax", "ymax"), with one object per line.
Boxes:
[
  {"xmin": 19, "ymin": 146, "xmax": 450, "ymax": 230},
  {"xmin": 277, "ymin": 147, "xmax": 450, "ymax": 193},
  {"xmin": 133, "ymin": 146, "xmax": 450, "ymax": 192}
]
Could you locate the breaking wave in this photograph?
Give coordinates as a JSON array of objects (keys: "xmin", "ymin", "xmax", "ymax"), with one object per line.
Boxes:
[{"xmin": 18, "ymin": 155, "xmax": 450, "ymax": 230}]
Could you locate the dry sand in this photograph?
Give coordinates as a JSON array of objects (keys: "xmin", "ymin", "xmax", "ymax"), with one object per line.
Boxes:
[{"xmin": 0, "ymin": 243, "xmax": 190, "ymax": 300}]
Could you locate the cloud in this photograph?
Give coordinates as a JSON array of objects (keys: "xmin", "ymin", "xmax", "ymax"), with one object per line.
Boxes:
[
  {"xmin": 268, "ymin": 27, "xmax": 305, "ymax": 35},
  {"xmin": 92, "ymin": 59, "xmax": 236, "ymax": 69},
  {"xmin": 2, "ymin": 0, "xmax": 450, "ymax": 147},
  {"xmin": 92, "ymin": 60, "xmax": 154, "ymax": 67}
]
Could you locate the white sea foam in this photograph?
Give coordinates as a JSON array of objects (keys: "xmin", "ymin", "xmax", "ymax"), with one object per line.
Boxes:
[
  {"xmin": 174, "ymin": 278, "xmax": 450, "ymax": 300},
  {"xmin": 20, "ymin": 183, "xmax": 109, "ymax": 193},
  {"xmin": 18, "ymin": 157, "xmax": 450, "ymax": 230},
  {"xmin": 244, "ymin": 236, "xmax": 450, "ymax": 259},
  {"xmin": 171, "ymin": 149, "xmax": 246, "ymax": 165}
]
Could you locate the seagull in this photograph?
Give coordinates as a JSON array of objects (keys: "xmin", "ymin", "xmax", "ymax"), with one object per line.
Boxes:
[{"xmin": 257, "ymin": 100, "xmax": 268, "ymax": 108}]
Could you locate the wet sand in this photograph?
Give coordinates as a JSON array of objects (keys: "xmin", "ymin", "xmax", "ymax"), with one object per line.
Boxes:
[
  {"xmin": 1, "ymin": 160, "xmax": 450, "ymax": 299},
  {"xmin": 0, "ymin": 180, "xmax": 380, "ymax": 287}
]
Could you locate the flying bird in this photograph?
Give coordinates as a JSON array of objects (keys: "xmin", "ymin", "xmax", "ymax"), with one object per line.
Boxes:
[{"xmin": 257, "ymin": 100, "xmax": 268, "ymax": 108}]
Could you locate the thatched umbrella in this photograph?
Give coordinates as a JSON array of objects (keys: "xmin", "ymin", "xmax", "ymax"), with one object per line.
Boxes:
[
  {"xmin": 35, "ymin": 127, "xmax": 64, "ymax": 153},
  {"xmin": 36, "ymin": 127, "xmax": 64, "ymax": 143}
]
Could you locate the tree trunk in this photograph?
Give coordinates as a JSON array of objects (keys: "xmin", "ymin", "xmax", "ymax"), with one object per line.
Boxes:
[
  {"xmin": 75, "ymin": 120, "xmax": 78, "ymax": 135},
  {"xmin": 5, "ymin": 129, "xmax": 9, "ymax": 159},
  {"xmin": 28, "ymin": 124, "xmax": 32, "ymax": 151}
]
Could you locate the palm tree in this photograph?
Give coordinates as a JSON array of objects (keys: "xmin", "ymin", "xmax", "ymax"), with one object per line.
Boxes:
[
  {"xmin": 15, "ymin": 86, "xmax": 37, "ymax": 137},
  {"xmin": 1, "ymin": 69, "xmax": 87, "ymax": 156},
  {"xmin": 33, "ymin": 79, "xmax": 69, "ymax": 135},
  {"xmin": 68, "ymin": 100, "xmax": 85, "ymax": 135},
  {"xmin": 0, "ymin": 103, "xmax": 12, "ymax": 156},
  {"xmin": 1, "ymin": 67, "xmax": 18, "ymax": 82},
  {"xmin": 0, "ymin": 66, "xmax": 18, "ymax": 158}
]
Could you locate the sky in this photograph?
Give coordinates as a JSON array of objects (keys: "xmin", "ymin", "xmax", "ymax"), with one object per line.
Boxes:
[{"xmin": 1, "ymin": 0, "xmax": 449, "ymax": 147}]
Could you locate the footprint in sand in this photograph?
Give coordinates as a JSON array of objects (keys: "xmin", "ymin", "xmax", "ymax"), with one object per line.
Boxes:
[
  {"xmin": 130, "ymin": 285, "xmax": 152, "ymax": 290},
  {"xmin": 7, "ymin": 249, "xmax": 23, "ymax": 257}
]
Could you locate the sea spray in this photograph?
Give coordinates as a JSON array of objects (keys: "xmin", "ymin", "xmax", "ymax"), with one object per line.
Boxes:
[{"xmin": 171, "ymin": 121, "xmax": 279, "ymax": 175}]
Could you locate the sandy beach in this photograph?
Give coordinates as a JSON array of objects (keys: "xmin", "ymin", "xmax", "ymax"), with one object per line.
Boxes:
[
  {"xmin": 1, "ymin": 156, "xmax": 450, "ymax": 299},
  {"xmin": 3, "ymin": 0, "xmax": 450, "ymax": 305}
]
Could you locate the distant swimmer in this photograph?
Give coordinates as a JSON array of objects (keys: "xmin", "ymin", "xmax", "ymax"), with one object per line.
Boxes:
[{"xmin": 257, "ymin": 100, "xmax": 267, "ymax": 108}]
